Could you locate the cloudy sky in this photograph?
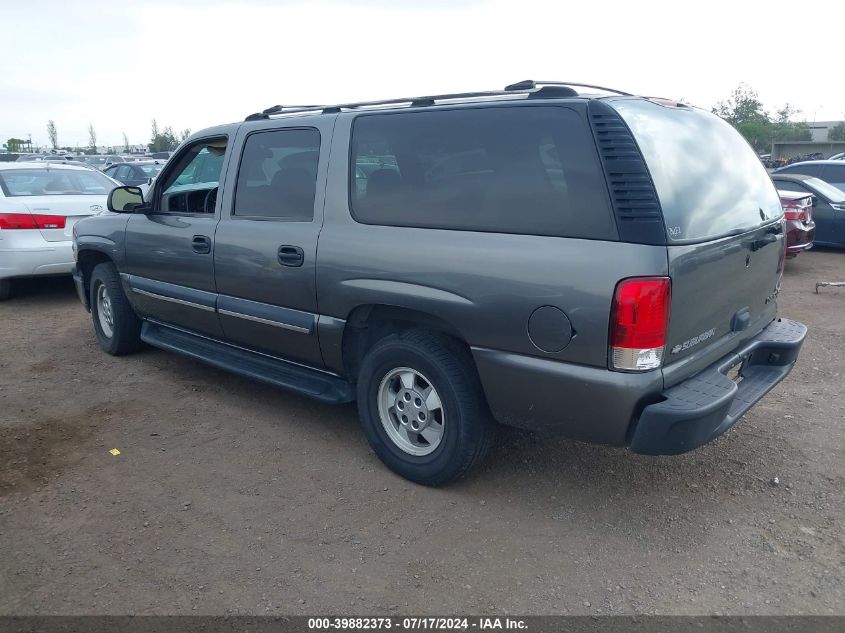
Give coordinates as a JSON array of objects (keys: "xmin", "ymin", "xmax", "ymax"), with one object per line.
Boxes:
[{"xmin": 2, "ymin": 0, "xmax": 843, "ymax": 149}]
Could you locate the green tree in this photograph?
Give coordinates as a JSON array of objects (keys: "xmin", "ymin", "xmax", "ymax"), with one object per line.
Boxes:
[
  {"xmin": 771, "ymin": 105, "xmax": 811, "ymax": 142},
  {"xmin": 148, "ymin": 119, "xmax": 179, "ymax": 152},
  {"xmin": 46, "ymin": 120, "xmax": 58, "ymax": 149},
  {"xmin": 829, "ymin": 121, "xmax": 845, "ymax": 142},
  {"xmin": 88, "ymin": 123, "xmax": 97, "ymax": 152},
  {"xmin": 122, "ymin": 131, "xmax": 130, "ymax": 152},
  {"xmin": 6, "ymin": 138, "xmax": 24, "ymax": 152},
  {"xmin": 179, "ymin": 128, "xmax": 191, "ymax": 142},
  {"xmin": 712, "ymin": 84, "xmax": 772, "ymax": 151}
]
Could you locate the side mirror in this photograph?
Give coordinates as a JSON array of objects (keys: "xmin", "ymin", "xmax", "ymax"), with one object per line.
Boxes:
[{"xmin": 107, "ymin": 185, "xmax": 145, "ymax": 212}]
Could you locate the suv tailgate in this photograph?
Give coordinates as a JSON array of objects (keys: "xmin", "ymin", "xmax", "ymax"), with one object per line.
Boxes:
[{"xmin": 610, "ymin": 98, "xmax": 786, "ymax": 385}]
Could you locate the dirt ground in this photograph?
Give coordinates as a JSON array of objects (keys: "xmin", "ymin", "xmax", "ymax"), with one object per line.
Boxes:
[{"xmin": 0, "ymin": 250, "xmax": 843, "ymax": 616}]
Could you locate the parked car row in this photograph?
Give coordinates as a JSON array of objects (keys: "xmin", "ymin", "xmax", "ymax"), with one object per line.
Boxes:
[
  {"xmin": 11, "ymin": 152, "xmax": 173, "ymax": 171},
  {"xmin": 770, "ymin": 159, "xmax": 845, "ymax": 256},
  {"xmin": 773, "ymin": 174, "xmax": 845, "ymax": 249}
]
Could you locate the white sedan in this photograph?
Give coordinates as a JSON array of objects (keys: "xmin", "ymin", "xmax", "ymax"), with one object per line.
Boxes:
[{"xmin": 0, "ymin": 162, "xmax": 118, "ymax": 300}]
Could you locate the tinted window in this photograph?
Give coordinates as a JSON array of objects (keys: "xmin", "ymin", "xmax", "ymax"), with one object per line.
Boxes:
[
  {"xmin": 0, "ymin": 168, "xmax": 116, "ymax": 196},
  {"xmin": 350, "ymin": 106, "xmax": 616, "ymax": 239},
  {"xmin": 614, "ymin": 99, "xmax": 783, "ymax": 242},
  {"xmin": 772, "ymin": 179, "xmax": 810, "ymax": 194},
  {"xmin": 778, "ymin": 164, "xmax": 823, "ymax": 177},
  {"xmin": 233, "ymin": 128, "xmax": 320, "ymax": 220},
  {"xmin": 821, "ymin": 164, "xmax": 845, "ymax": 187}
]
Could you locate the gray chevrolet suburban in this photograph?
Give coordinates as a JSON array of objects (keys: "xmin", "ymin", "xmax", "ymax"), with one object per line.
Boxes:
[{"xmin": 72, "ymin": 81, "xmax": 807, "ymax": 485}]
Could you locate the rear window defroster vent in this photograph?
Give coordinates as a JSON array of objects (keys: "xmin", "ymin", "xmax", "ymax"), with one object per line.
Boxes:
[{"xmin": 588, "ymin": 101, "xmax": 666, "ymax": 245}]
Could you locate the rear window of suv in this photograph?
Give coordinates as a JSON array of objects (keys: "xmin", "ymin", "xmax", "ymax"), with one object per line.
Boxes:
[
  {"xmin": 349, "ymin": 106, "xmax": 617, "ymax": 240},
  {"xmin": 613, "ymin": 99, "xmax": 783, "ymax": 243}
]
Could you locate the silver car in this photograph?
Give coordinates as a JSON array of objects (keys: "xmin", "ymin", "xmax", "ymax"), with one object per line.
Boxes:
[{"xmin": 0, "ymin": 162, "xmax": 117, "ymax": 300}]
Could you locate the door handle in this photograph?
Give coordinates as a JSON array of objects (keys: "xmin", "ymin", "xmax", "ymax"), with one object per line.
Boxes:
[
  {"xmin": 192, "ymin": 235, "xmax": 212, "ymax": 254},
  {"xmin": 278, "ymin": 245, "xmax": 304, "ymax": 267}
]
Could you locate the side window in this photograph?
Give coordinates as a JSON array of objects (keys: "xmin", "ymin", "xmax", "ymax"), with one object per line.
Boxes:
[
  {"xmin": 782, "ymin": 164, "xmax": 822, "ymax": 177},
  {"xmin": 233, "ymin": 128, "xmax": 320, "ymax": 220},
  {"xmin": 821, "ymin": 164, "xmax": 845, "ymax": 186},
  {"xmin": 158, "ymin": 138, "xmax": 227, "ymax": 214},
  {"xmin": 104, "ymin": 165, "xmax": 118, "ymax": 178},
  {"xmin": 349, "ymin": 107, "xmax": 616, "ymax": 239},
  {"xmin": 115, "ymin": 164, "xmax": 133, "ymax": 181}
]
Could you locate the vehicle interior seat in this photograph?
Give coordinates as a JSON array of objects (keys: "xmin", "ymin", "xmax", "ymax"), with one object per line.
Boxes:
[{"xmin": 269, "ymin": 167, "xmax": 316, "ymax": 218}]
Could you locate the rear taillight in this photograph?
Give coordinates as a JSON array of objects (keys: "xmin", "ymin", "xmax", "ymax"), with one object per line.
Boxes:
[
  {"xmin": 782, "ymin": 199, "xmax": 810, "ymax": 222},
  {"xmin": 610, "ymin": 277, "xmax": 671, "ymax": 371},
  {"xmin": 0, "ymin": 213, "xmax": 38, "ymax": 229},
  {"xmin": 0, "ymin": 213, "xmax": 66, "ymax": 230}
]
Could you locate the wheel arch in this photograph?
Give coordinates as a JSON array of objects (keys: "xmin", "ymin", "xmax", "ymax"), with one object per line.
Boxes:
[
  {"xmin": 77, "ymin": 248, "xmax": 115, "ymax": 303},
  {"xmin": 339, "ymin": 304, "xmax": 471, "ymax": 383}
]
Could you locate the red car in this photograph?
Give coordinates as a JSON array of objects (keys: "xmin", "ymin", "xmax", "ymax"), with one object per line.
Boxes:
[{"xmin": 778, "ymin": 190, "xmax": 815, "ymax": 256}]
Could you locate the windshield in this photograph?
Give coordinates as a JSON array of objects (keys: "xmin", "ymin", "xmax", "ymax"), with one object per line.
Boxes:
[
  {"xmin": 0, "ymin": 168, "xmax": 116, "ymax": 196},
  {"xmin": 613, "ymin": 99, "xmax": 783, "ymax": 242}
]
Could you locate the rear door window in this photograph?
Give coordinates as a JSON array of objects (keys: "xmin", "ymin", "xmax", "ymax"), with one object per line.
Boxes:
[
  {"xmin": 349, "ymin": 106, "xmax": 616, "ymax": 240},
  {"xmin": 233, "ymin": 128, "xmax": 320, "ymax": 220},
  {"xmin": 613, "ymin": 99, "xmax": 783, "ymax": 243}
]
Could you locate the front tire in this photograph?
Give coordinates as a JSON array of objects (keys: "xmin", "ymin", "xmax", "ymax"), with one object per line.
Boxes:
[
  {"xmin": 357, "ymin": 330, "xmax": 495, "ymax": 486},
  {"xmin": 89, "ymin": 262, "xmax": 143, "ymax": 355}
]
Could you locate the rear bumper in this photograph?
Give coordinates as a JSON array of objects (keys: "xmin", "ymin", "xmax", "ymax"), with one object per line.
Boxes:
[
  {"xmin": 0, "ymin": 239, "xmax": 74, "ymax": 279},
  {"xmin": 630, "ymin": 317, "xmax": 807, "ymax": 455},
  {"xmin": 471, "ymin": 346, "xmax": 664, "ymax": 446}
]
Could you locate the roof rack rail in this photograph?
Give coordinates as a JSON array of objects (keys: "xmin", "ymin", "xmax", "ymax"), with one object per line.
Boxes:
[
  {"xmin": 245, "ymin": 104, "xmax": 326, "ymax": 121},
  {"xmin": 244, "ymin": 90, "xmax": 521, "ymax": 121},
  {"xmin": 504, "ymin": 80, "xmax": 632, "ymax": 97},
  {"xmin": 243, "ymin": 81, "xmax": 632, "ymax": 121}
]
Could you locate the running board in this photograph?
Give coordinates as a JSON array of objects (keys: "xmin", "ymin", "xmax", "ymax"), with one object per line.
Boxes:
[{"xmin": 140, "ymin": 322, "xmax": 354, "ymax": 403}]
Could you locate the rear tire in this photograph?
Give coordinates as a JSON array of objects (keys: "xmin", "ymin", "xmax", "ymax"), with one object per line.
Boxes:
[
  {"xmin": 0, "ymin": 279, "xmax": 10, "ymax": 301},
  {"xmin": 90, "ymin": 262, "xmax": 143, "ymax": 355},
  {"xmin": 357, "ymin": 329, "xmax": 495, "ymax": 486}
]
